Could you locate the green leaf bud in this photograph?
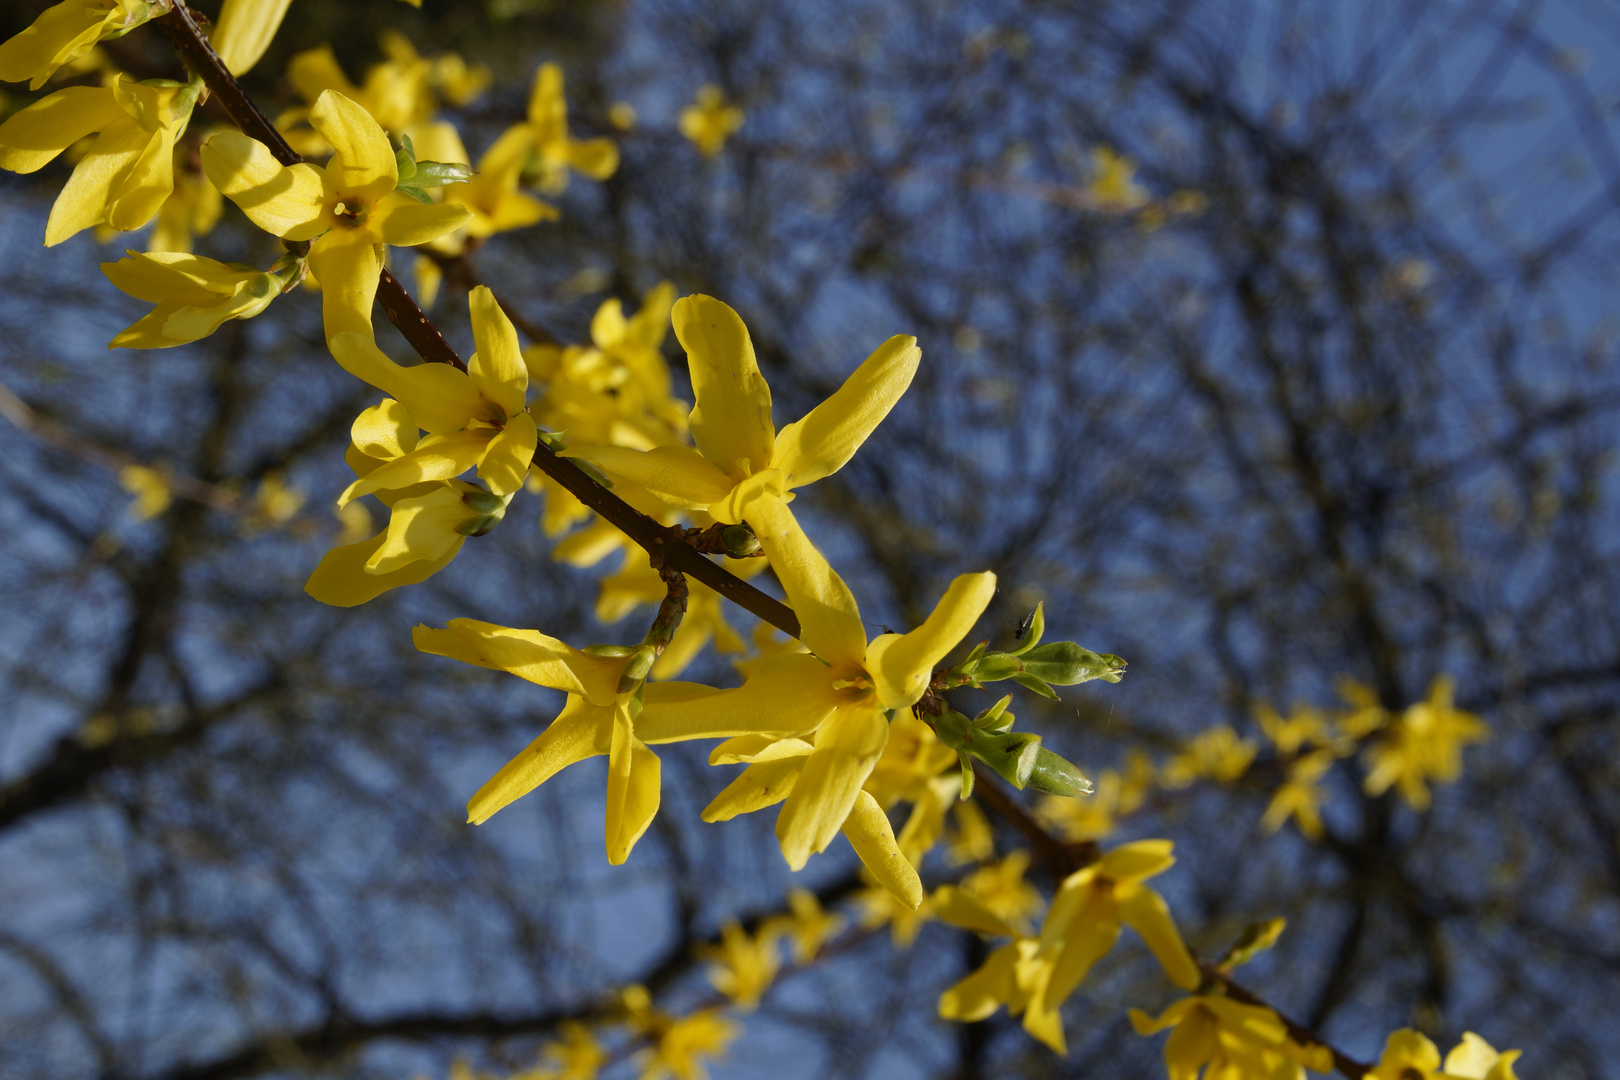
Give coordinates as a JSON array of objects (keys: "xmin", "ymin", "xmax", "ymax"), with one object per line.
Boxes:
[
  {"xmin": 1012, "ymin": 671, "xmax": 1058, "ymax": 699},
  {"xmin": 615, "ymin": 643, "xmax": 658, "ymax": 693},
  {"xmin": 1019, "ymin": 641, "xmax": 1127, "ymax": 685},
  {"xmin": 967, "ymin": 730, "xmax": 1042, "ymax": 789},
  {"xmin": 933, "ymin": 708, "xmax": 974, "ymax": 750},
  {"xmin": 720, "ymin": 523, "xmax": 762, "ymax": 558},
  {"xmin": 1024, "ymin": 747, "xmax": 1093, "ymax": 798},
  {"xmin": 1008, "ymin": 601, "xmax": 1045, "ymax": 656},
  {"xmin": 966, "ymin": 652, "xmax": 1025, "ymax": 681},
  {"xmin": 973, "ymin": 695, "xmax": 1015, "ymax": 733}
]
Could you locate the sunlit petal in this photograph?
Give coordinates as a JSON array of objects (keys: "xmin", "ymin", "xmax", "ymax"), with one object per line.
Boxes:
[
  {"xmin": 866, "ymin": 571, "xmax": 996, "ymax": 709},
  {"xmin": 674, "ymin": 294, "xmax": 775, "ymax": 477},
  {"xmin": 772, "ymin": 334, "xmax": 919, "ymax": 488},
  {"xmin": 841, "ymin": 790, "xmax": 923, "ymax": 909},
  {"xmin": 775, "ymin": 704, "xmax": 888, "ymax": 870},
  {"xmin": 466, "ymin": 697, "xmax": 610, "ymax": 824}
]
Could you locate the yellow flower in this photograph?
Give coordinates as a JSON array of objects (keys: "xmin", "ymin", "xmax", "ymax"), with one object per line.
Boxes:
[
  {"xmin": 678, "ymin": 85, "xmax": 743, "ymax": 158},
  {"xmin": 1085, "ymin": 145, "xmax": 1148, "ymax": 212},
  {"xmin": 209, "ymin": 0, "xmax": 293, "ymax": 76},
  {"xmin": 1363, "ymin": 677, "xmax": 1488, "ymax": 810},
  {"xmin": 0, "ymin": 0, "xmax": 162, "ymax": 90},
  {"xmin": 636, "ymin": 1008, "xmax": 738, "ymax": 1080},
  {"xmin": 303, "ymin": 398, "xmax": 503, "ymax": 607},
  {"xmin": 439, "ymin": 125, "xmax": 559, "ymax": 240},
  {"xmin": 148, "ymin": 143, "xmax": 223, "ymax": 253},
  {"xmin": 1261, "ymin": 749, "xmax": 1334, "ymax": 841},
  {"xmin": 938, "ymin": 841, "xmax": 1200, "ymax": 1053},
  {"xmin": 1129, "ymin": 992, "xmax": 1333, "ymax": 1079},
  {"xmin": 283, "ymin": 34, "xmax": 436, "ymax": 140},
  {"xmin": 762, "ymin": 888, "xmax": 844, "ymax": 964},
  {"xmin": 701, "ymin": 920, "xmax": 779, "ymax": 1011},
  {"xmin": 119, "ymin": 464, "xmax": 171, "ymax": 519},
  {"xmin": 430, "ymin": 53, "xmax": 492, "ymax": 108},
  {"xmin": 101, "ymin": 250, "xmax": 289, "ymax": 349},
  {"xmin": 0, "ymin": 74, "xmax": 199, "ymax": 246},
  {"xmin": 1337, "ymin": 678, "xmax": 1389, "ymax": 739},
  {"xmin": 961, "ymin": 850, "xmax": 1044, "ymax": 934},
  {"xmin": 732, "ymin": 622, "xmax": 809, "ymax": 679},
  {"xmin": 1161, "ymin": 725, "xmax": 1258, "ymax": 788},
  {"xmin": 609, "ymin": 102, "xmax": 638, "ymax": 131},
  {"xmin": 943, "ymin": 797, "xmax": 995, "ymax": 865},
  {"xmin": 1257, "ymin": 702, "xmax": 1333, "ymax": 755},
  {"xmin": 529, "ymin": 1021, "xmax": 605, "ymax": 1080},
  {"xmin": 201, "ymin": 90, "xmax": 470, "ymax": 340},
  {"xmin": 1370, "ymin": 1029, "xmax": 1442, "ymax": 1079},
  {"xmin": 1441, "ymin": 1032, "xmax": 1522, "ymax": 1080},
  {"xmin": 509, "ymin": 63, "xmax": 618, "ymax": 194},
  {"xmin": 561, "ymin": 293, "xmax": 916, "ymax": 537},
  {"xmin": 1039, "ymin": 766, "xmax": 1121, "ymax": 841},
  {"xmin": 855, "ymin": 882, "xmax": 936, "ymax": 947},
  {"xmin": 595, "ymin": 552, "xmax": 753, "ymax": 679}
]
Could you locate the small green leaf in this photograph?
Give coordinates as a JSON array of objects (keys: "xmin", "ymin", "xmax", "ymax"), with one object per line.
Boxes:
[
  {"xmin": 968, "ymin": 652, "xmax": 1024, "ymax": 681},
  {"xmin": 1008, "ymin": 601, "xmax": 1045, "ymax": 656},
  {"xmin": 1024, "ymin": 747, "xmax": 1093, "ymax": 797},
  {"xmin": 958, "ymin": 752, "xmax": 975, "ymax": 800},
  {"xmin": 1020, "ymin": 641, "xmax": 1127, "ymax": 685},
  {"xmin": 1012, "ymin": 671, "xmax": 1058, "ymax": 699}
]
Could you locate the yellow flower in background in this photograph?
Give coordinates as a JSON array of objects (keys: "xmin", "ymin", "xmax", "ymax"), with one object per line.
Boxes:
[
  {"xmin": 430, "ymin": 53, "xmax": 492, "ymax": 107},
  {"xmin": 202, "ymin": 90, "xmax": 470, "ymax": 340},
  {"xmin": 762, "ymin": 888, "xmax": 844, "ymax": 964},
  {"xmin": 595, "ymin": 551, "xmax": 754, "ymax": 679},
  {"xmin": 0, "ymin": 0, "xmax": 162, "ymax": 90},
  {"xmin": 209, "ymin": 0, "xmax": 293, "ymax": 76},
  {"xmin": 328, "ymin": 287, "xmax": 536, "ymax": 504},
  {"xmin": 609, "ymin": 102, "xmax": 637, "ymax": 131},
  {"xmin": 304, "ymin": 398, "xmax": 502, "ymax": 607},
  {"xmin": 701, "ymin": 920, "xmax": 779, "ymax": 1011},
  {"xmin": 1129, "ymin": 992, "xmax": 1333, "ymax": 1079},
  {"xmin": 438, "ymin": 124, "xmax": 559, "ymax": 241},
  {"xmin": 119, "ymin": 464, "xmax": 172, "ymax": 519},
  {"xmin": 148, "ymin": 145, "xmax": 223, "ymax": 253},
  {"xmin": 1337, "ymin": 677, "xmax": 1389, "ymax": 738},
  {"xmin": 855, "ymin": 882, "xmax": 936, "ymax": 947},
  {"xmin": 508, "ymin": 62, "xmax": 619, "ymax": 194},
  {"xmin": 0, "ymin": 74, "xmax": 200, "ymax": 246},
  {"xmin": 530, "ymin": 1021, "xmax": 606, "ymax": 1080},
  {"xmin": 1085, "ymin": 145, "xmax": 1148, "ymax": 212},
  {"xmin": 961, "ymin": 850, "xmax": 1044, "ymax": 934},
  {"xmin": 1040, "ymin": 766, "xmax": 1121, "ymax": 841},
  {"xmin": 943, "ymin": 798, "xmax": 995, "ymax": 865},
  {"xmin": 101, "ymin": 250, "xmax": 289, "ymax": 348},
  {"xmin": 1258, "ymin": 702, "xmax": 1334, "ymax": 755},
  {"xmin": 1363, "ymin": 677, "xmax": 1487, "ymax": 811},
  {"xmin": 1370, "ymin": 1029, "xmax": 1443, "ymax": 1079},
  {"xmin": 1160, "ymin": 724, "xmax": 1257, "ymax": 788},
  {"xmin": 1261, "ymin": 749, "xmax": 1334, "ymax": 841},
  {"xmin": 636, "ymin": 1009, "xmax": 738, "ymax": 1080},
  {"xmin": 938, "ymin": 840, "xmax": 1200, "ymax": 1053},
  {"xmin": 253, "ymin": 470, "xmax": 305, "ymax": 524},
  {"xmin": 679, "ymin": 85, "xmax": 743, "ymax": 158},
  {"xmin": 1442, "ymin": 1032, "xmax": 1523, "ymax": 1080}
]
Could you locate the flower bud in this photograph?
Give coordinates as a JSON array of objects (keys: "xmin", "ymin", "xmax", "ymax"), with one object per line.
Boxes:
[
  {"xmin": 615, "ymin": 643, "xmax": 658, "ymax": 693},
  {"xmin": 968, "ymin": 730, "xmax": 1042, "ymax": 789},
  {"xmin": 719, "ymin": 523, "xmax": 762, "ymax": 558},
  {"xmin": 966, "ymin": 652, "xmax": 1024, "ymax": 682},
  {"xmin": 1019, "ymin": 641, "xmax": 1126, "ymax": 685},
  {"xmin": 933, "ymin": 708, "xmax": 975, "ymax": 750},
  {"xmin": 1024, "ymin": 747, "xmax": 1093, "ymax": 798}
]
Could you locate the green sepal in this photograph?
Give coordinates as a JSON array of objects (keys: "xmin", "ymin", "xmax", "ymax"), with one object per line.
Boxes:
[
  {"xmin": 1008, "ymin": 601, "xmax": 1045, "ymax": 656},
  {"xmin": 1012, "ymin": 671, "xmax": 1058, "ymax": 699},
  {"xmin": 957, "ymin": 751, "xmax": 976, "ymax": 800},
  {"xmin": 1020, "ymin": 641, "xmax": 1127, "ymax": 685},
  {"xmin": 1024, "ymin": 747, "xmax": 1093, "ymax": 797}
]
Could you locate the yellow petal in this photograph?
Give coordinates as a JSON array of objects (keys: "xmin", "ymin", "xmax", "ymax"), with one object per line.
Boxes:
[
  {"xmin": 1117, "ymin": 883, "xmax": 1200, "ymax": 991},
  {"xmin": 1199, "ymin": 996, "xmax": 1290, "ymax": 1046},
  {"xmin": 340, "ymin": 431, "xmax": 486, "ymax": 505},
  {"xmin": 288, "ymin": 46, "xmax": 359, "ymax": 103},
  {"xmin": 1096, "ymin": 838, "xmax": 1176, "ymax": 883},
  {"xmin": 479, "ymin": 412, "xmax": 536, "ymax": 497},
  {"xmin": 0, "ymin": 0, "xmax": 119, "ymax": 90},
  {"xmin": 743, "ymin": 494, "xmax": 867, "ymax": 668},
  {"xmin": 561, "ymin": 443, "xmax": 734, "ymax": 509},
  {"xmin": 1444, "ymin": 1033, "xmax": 1505, "ymax": 1079},
  {"xmin": 866, "ymin": 571, "xmax": 996, "ymax": 709},
  {"xmin": 772, "ymin": 334, "xmax": 919, "ymax": 488},
  {"xmin": 350, "ymin": 397, "xmax": 419, "ymax": 461},
  {"xmin": 841, "ymin": 790, "xmax": 923, "ymax": 909},
  {"xmin": 674, "ymin": 294, "xmax": 775, "ymax": 478},
  {"xmin": 527, "ymin": 62, "xmax": 564, "ymax": 128},
  {"xmin": 308, "ymin": 232, "xmax": 382, "ymax": 340},
  {"xmin": 1043, "ymin": 886, "xmax": 1120, "ymax": 1006},
  {"xmin": 467, "ymin": 286, "xmax": 528, "ymax": 416},
  {"xmin": 303, "ymin": 529, "xmax": 462, "ymax": 607},
  {"xmin": 45, "ymin": 119, "xmax": 145, "ymax": 246},
  {"xmin": 328, "ymin": 332, "xmax": 484, "ymax": 434},
  {"xmin": 466, "ymin": 697, "xmax": 609, "ymax": 824},
  {"xmin": 933, "ymin": 885, "xmax": 1021, "ymax": 939},
  {"xmin": 708, "ymin": 735, "xmax": 815, "ymax": 765},
  {"xmin": 635, "ymin": 652, "xmax": 840, "ymax": 744},
  {"xmin": 775, "ymin": 704, "xmax": 888, "ymax": 870},
  {"xmin": 568, "ymin": 137, "xmax": 618, "ymax": 179},
  {"xmin": 605, "ymin": 706, "xmax": 660, "ymax": 864},
  {"xmin": 0, "ymin": 86, "xmax": 123, "ymax": 174},
  {"xmin": 1162, "ymin": 1009, "xmax": 1219, "ymax": 1080},
  {"xmin": 701, "ymin": 758, "xmax": 804, "ymax": 822},
  {"xmin": 376, "ymin": 191, "xmax": 473, "ymax": 247},
  {"xmin": 425, "ymin": 620, "xmax": 625, "ymax": 705},
  {"xmin": 309, "ymin": 90, "xmax": 396, "ymax": 201},
  {"xmin": 104, "ymin": 127, "xmax": 175, "ymax": 234},
  {"xmin": 1127, "ymin": 998, "xmax": 1201, "ymax": 1035},
  {"xmin": 200, "ymin": 132, "xmax": 327, "ymax": 239},
  {"xmin": 590, "ymin": 297, "xmax": 627, "ymax": 348},
  {"xmin": 211, "ymin": 0, "xmax": 294, "ymax": 76},
  {"xmin": 364, "ymin": 485, "xmax": 475, "ymax": 572},
  {"xmin": 937, "ymin": 941, "xmax": 1020, "ymax": 1022}
]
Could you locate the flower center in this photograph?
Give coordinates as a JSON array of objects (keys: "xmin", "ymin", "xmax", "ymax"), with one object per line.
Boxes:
[{"xmin": 332, "ymin": 200, "xmax": 369, "ymax": 226}]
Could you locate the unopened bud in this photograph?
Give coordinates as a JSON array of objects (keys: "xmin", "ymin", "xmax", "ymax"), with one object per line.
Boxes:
[
  {"xmin": 720, "ymin": 523, "xmax": 761, "ymax": 558},
  {"xmin": 933, "ymin": 708, "xmax": 974, "ymax": 750},
  {"xmin": 615, "ymin": 644, "xmax": 658, "ymax": 693},
  {"xmin": 967, "ymin": 730, "xmax": 1042, "ymax": 789},
  {"xmin": 1024, "ymin": 747, "xmax": 1093, "ymax": 798},
  {"xmin": 1019, "ymin": 641, "xmax": 1126, "ymax": 685}
]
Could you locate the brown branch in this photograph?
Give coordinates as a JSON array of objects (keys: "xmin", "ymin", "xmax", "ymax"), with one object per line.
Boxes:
[{"xmin": 151, "ymin": 0, "xmax": 801, "ymax": 640}]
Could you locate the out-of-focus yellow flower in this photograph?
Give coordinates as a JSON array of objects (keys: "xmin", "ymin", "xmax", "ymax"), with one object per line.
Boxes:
[
  {"xmin": 439, "ymin": 124, "xmax": 559, "ymax": 241},
  {"xmin": 701, "ymin": 920, "xmax": 779, "ymax": 1011},
  {"xmin": 1261, "ymin": 749, "xmax": 1334, "ymax": 841},
  {"xmin": 1363, "ymin": 677, "xmax": 1488, "ymax": 810},
  {"xmin": 120, "ymin": 464, "xmax": 172, "ymax": 519},
  {"xmin": 509, "ymin": 63, "xmax": 618, "ymax": 194},
  {"xmin": 609, "ymin": 102, "xmax": 637, "ymax": 131},
  {"xmin": 1370, "ymin": 1029, "xmax": 1443, "ymax": 1079},
  {"xmin": 1039, "ymin": 765, "xmax": 1121, "ymax": 841},
  {"xmin": 1337, "ymin": 678, "xmax": 1389, "ymax": 739},
  {"xmin": 1441, "ymin": 1032, "xmax": 1522, "ymax": 1080},
  {"xmin": 636, "ymin": 1008, "xmax": 738, "ymax": 1080},
  {"xmin": 284, "ymin": 33, "xmax": 431, "ymax": 140},
  {"xmin": 938, "ymin": 840, "xmax": 1199, "ymax": 1053},
  {"xmin": 762, "ymin": 888, "xmax": 844, "ymax": 964},
  {"xmin": 254, "ymin": 470, "xmax": 305, "ymax": 524},
  {"xmin": 334, "ymin": 500, "xmax": 371, "ymax": 544},
  {"xmin": 943, "ymin": 797, "xmax": 995, "ymax": 865},
  {"xmin": 678, "ymin": 85, "xmax": 743, "ymax": 158},
  {"xmin": 527, "ymin": 1021, "xmax": 605, "ymax": 1080},
  {"xmin": 595, "ymin": 551, "xmax": 753, "ymax": 679},
  {"xmin": 855, "ymin": 881, "xmax": 936, "ymax": 947},
  {"xmin": 101, "ymin": 250, "xmax": 290, "ymax": 349},
  {"xmin": 148, "ymin": 143, "xmax": 223, "ymax": 253},
  {"xmin": 1258, "ymin": 702, "xmax": 1333, "ymax": 755},
  {"xmin": 430, "ymin": 52, "xmax": 492, "ymax": 107},
  {"xmin": 961, "ymin": 850, "xmax": 1043, "ymax": 934},
  {"xmin": 0, "ymin": 74, "xmax": 200, "ymax": 246},
  {"xmin": 210, "ymin": 0, "xmax": 292, "ymax": 76},
  {"xmin": 1129, "ymin": 992, "xmax": 1333, "ymax": 1079},
  {"xmin": 1161, "ymin": 725, "xmax": 1257, "ymax": 788},
  {"xmin": 1085, "ymin": 145, "xmax": 1148, "ymax": 211},
  {"xmin": 0, "ymin": 0, "xmax": 163, "ymax": 90},
  {"xmin": 202, "ymin": 90, "xmax": 470, "ymax": 340}
]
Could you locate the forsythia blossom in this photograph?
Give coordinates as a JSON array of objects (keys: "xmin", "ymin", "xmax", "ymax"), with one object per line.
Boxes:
[{"xmin": 0, "ymin": 0, "xmax": 167, "ymax": 90}]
